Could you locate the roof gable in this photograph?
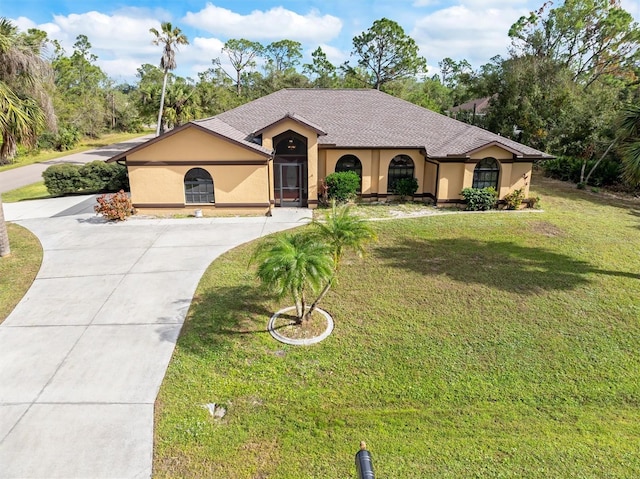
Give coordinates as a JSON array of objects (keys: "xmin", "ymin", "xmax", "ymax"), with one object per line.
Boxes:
[{"xmin": 253, "ymin": 113, "xmax": 327, "ymax": 136}]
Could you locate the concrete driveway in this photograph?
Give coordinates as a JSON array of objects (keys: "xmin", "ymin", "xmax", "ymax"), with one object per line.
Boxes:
[{"xmin": 0, "ymin": 197, "xmax": 309, "ymax": 478}]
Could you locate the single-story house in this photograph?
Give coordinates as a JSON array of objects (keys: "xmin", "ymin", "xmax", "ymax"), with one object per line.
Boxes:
[{"xmin": 107, "ymin": 88, "xmax": 551, "ymax": 216}]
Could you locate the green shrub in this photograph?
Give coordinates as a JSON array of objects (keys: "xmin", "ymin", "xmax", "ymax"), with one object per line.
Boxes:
[
  {"xmin": 79, "ymin": 161, "xmax": 129, "ymax": 192},
  {"xmin": 37, "ymin": 125, "xmax": 81, "ymax": 151},
  {"xmin": 43, "ymin": 162, "xmax": 128, "ymax": 196},
  {"xmin": 394, "ymin": 177, "xmax": 419, "ymax": 201},
  {"xmin": 460, "ymin": 187, "xmax": 498, "ymax": 211},
  {"xmin": 542, "ymin": 155, "xmax": 622, "ymax": 187},
  {"xmin": 325, "ymin": 171, "xmax": 360, "ymax": 203},
  {"xmin": 94, "ymin": 190, "xmax": 134, "ymax": 221},
  {"xmin": 42, "ymin": 163, "xmax": 84, "ymax": 196},
  {"xmin": 504, "ymin": 188, "xmax": 525, "ymax": 210}
]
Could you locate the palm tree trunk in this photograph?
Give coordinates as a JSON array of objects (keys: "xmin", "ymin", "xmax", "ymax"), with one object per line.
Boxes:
[
  {"xmin": 0, "ymin": 195, "xmax": 10, "ymax": 257},
  {"xmin": 0, "ymin": 132, "xmax": 17, "ymax": 164},
  {"xmin": 156, "ymin": 71, "xmax": 168, "ymax": 137},
  {"xmin": 303, "ymin": 276, "xmax": 334, "ymax": 321}
]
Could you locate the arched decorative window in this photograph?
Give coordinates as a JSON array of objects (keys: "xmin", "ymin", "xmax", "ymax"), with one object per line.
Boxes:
[
  {"xmin": 388, "ymin": 155, "xmax": 414, "ymax": 193},
  {"xmin": 335, "ymin": 154, "xmax": 362, "ymax": 192},
  {"xmin": 472, "ymin": 157, "xmax": 500, "ymax": 189},
  {"xmin": 184, "ymin": 168, "xmax": 214, "ymax": 204}
]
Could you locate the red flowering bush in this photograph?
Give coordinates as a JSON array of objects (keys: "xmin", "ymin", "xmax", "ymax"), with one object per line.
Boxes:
[{"xmin": 94, "ymin": 190, "xmax": 134, "ymax": 221}]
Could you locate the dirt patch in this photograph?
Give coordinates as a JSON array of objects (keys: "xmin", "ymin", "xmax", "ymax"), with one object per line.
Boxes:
[
  {"xmin": 530, "ymin": 220, "xmax": 565, "ymax": 237},
  {"xmin": 271, "ymin": 310, "xmax": 329, "ymax": 340}
]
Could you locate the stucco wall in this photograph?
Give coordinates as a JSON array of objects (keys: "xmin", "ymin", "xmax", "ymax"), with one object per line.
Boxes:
[
  {"xmin": 127, "ymin": 126, "xmax": 270, "ymax": 214},
  {"xmin": 436, "ymin": 145, "xmax": 533, "ymax": 203}
]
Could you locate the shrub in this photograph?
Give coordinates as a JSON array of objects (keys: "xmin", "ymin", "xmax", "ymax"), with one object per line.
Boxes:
[
  {"xmin": 43, "ymin": 162, "xmax": 129, "ymax": 196},
  {"xmin": 325, "ymin": 171, "xmax": 360, "ymax": 203},
  {"xmin": 542, "ymin": 155, "xmax": 622, "ymax": 187},
  {"xmin": 37, "ymin": 125, "xmax": 81, "ymax": 151},
  {"xmin": 460, "ymin": 187, "xmax": 498, "ymax": 211},
  {"xmin": 94, "ymin": 190, "xmax": 134, "ymax": 221},
  {"xmin": 79, "ymin": 161, "xmax": 129, "ymax": 192},
  {"xmin": 42, "ymin": 163, "xmax": 84, "ymax": 196},
  {"xmin": 394, "ymin": 177, "xmax": 419, "ymax": 201},
  {"xmin": 504, "ymin": 188, "xmax": 525, "ymax": 210},
  {"xmin": 527, "ymin": 196, "xmax": 541, "ymax": 209}
]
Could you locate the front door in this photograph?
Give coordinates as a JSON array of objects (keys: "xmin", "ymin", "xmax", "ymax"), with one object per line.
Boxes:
[{"xmin": 275, "ymin": 162, "xmax": 307, "ymax": 207}]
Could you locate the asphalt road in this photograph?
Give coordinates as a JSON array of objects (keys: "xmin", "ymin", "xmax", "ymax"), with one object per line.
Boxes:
[{"xmin": 0, "ymin": 134, "xmax": 154, "ymax": 194}]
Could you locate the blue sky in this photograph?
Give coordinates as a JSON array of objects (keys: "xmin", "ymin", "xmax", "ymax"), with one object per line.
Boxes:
[{"xmin": 6, "ymin": 0, "xmax": 640, "ymax": 83}]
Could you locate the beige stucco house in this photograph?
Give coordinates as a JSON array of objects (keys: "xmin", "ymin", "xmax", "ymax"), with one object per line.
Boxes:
[{"xmin": 107, "ymin": 88, "xmax": 551, "ymax": 216}]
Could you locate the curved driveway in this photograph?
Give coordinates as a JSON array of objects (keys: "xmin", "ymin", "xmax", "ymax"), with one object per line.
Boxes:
[{"xmin": 0, "ymin": 198, "xmax": 308, "ymax": 478}]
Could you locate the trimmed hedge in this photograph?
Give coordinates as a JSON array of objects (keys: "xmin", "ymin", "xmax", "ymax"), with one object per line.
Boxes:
[
  {"xmin": 460, "ymin": 186, "xmax": 498, "ymax": 211},
  {"xmin": 43, "ymin": 161, "xmax": 129, "ymax": 196},
  {"xmin": 325, "ymin": 171, "xmax": 360, "ymax": 203}
]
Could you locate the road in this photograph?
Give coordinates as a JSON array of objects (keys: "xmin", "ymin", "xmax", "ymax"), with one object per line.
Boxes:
[{"xmin": 0, "ymin": 134, "xmax": 154, "ymax": 194}]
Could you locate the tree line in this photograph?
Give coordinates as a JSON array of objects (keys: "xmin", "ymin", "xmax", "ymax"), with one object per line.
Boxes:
[{"xmin": 1, "ymin": 1, "xmax": 640, "ymax": 190}]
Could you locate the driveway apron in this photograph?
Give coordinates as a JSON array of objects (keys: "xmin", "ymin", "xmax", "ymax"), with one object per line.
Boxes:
[{"xmin": 0, "ymin": 207, "xmax": 309, "ymax": 478}]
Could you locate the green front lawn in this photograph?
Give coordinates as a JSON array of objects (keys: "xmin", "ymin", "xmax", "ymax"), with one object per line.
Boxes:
[
  {"xmin": 0, "ymin": 224, "xmax": 43, "ymax": 323},
  {"xmin": 2, "ymin": 181, "xmax": 50, "ymax": 203},
  {"xmin": 154, "ymin": 176, "xmax": 640, "ymax": 478}
]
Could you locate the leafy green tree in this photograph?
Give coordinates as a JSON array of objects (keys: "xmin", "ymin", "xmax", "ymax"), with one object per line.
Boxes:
[
  {"xmin": 217, "ymin": 38, "xmax": 263, "ymax": 95},
  {"xmin": 0, "ymin": 18, "xmax": 54, "ymax": 163},
  {"xmin": 303, "ymin": 47, "xmax": 337, "ymax": 88},
  {"xmin": 509, "ymin": 0, "xmax": 640, "ymax": 88},
  {"xmin": 252, "ymin": 233, "xmax": 334, "ymax": 323},
  {"xmin": 150, "ymin": 22, "xmax": 188, "ymax": 136},
  {"xmin": 347, "ymin": 18, "xmax": 427, "ymax": 90},
  {"xmin": 264, "ymin": 39, "xmax": 302, "ymax": 73},
  {"xmin": 53, "ymin": 35, "xmax": 108, "ymax": 137}
]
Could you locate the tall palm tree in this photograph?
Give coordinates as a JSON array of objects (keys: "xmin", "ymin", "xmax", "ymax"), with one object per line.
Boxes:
[
  {"xmin": 252, "ymin": 233, "xmax": 334, "ymax": 323},
  {"xmin": 150, "ymin": 22, "xmax": 188, "ymax": 137},
  {"xmin": 620, "ymin": 103, "xmax": 640, "ymax": 186},
  {"xmin": 304, "ymin": 201, "xmax": 377, "ymax": 319},
  {"xmin": 0, "ymin": 17, "xmax": 55, "ymax": 163}
]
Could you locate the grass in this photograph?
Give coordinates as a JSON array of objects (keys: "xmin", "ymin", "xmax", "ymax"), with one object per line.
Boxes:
[
  {"xmin": 0, "ymin": 224, "xmax": 43, "ymax": 323},
  {"xmin": 2, "ymin": 181, "xmax": 51, "ymax": 203},
  {"xmin": 0, "ymin": 130, "xmax": 152, "ymax": 172},
  {"xmin": 154, "ymin": 175, "xmax": 640, "ymax": 478}
]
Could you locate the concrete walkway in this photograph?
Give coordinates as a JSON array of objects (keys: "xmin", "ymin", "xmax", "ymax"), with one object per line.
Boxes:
[
  {"xmin": 0, "ymin": 134, "xmax": 154, "ymax": 194},
  {"xmin": 0, "ymin": 196, "xmax": 310, "ymax": 478}
]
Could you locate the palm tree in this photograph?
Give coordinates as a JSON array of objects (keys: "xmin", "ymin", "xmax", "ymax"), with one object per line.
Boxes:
[
  {"xmin": 252, "ymin": 233, "xmax": 334, "ymax": 323},
  {"xmin": 0, "ymin": 18, "xmax": 55, "ymax": 163},
  {"xmin": 304, "ymin": 201, "xmax": 377, "ymax": 319},
  {"xmin": 620, "ymin": 103, "xmax": 640, "ymax": 186},
  {"xmin": 150, "ymin": 22, "xmax": 188, "ymax": 137}
]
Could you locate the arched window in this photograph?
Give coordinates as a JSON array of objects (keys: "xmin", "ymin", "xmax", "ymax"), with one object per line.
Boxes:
[
  {"xmin": 472, "ymin": 157, "xmax": 500, "ymax": 189},
  {"xmin": 335, "ymin": 155, "xmax": 362, "ymax": 192},
  {"xmin": 184, "ymin": 168, "xmax": 214, "ymax": 204},
  {"xmin": 388, "ymin": 155, "xmax": 414, "ymax": 193}
]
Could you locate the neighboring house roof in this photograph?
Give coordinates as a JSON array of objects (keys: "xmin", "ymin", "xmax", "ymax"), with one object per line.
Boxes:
[
  {"xmin": 448, "ymin": 96, "xmax": 494, "ymax": 114},
  {"xmin": 214, "ymin": 89, "xmax": 550, "ymax": 159}
]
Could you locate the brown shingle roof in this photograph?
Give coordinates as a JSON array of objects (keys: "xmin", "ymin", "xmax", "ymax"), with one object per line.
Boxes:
[{"xmin": 208, "ymin": 89, "xmax": 550, "ymax": 158}]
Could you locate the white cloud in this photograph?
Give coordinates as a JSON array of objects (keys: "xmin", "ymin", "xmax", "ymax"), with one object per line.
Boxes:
[
  {"xmin": 182, "ymin": 3, "xmax": 342, "ymax": 43},
  {"xmin": 411, "ymin": 5, "xmax": 530, "ymax": 67}
]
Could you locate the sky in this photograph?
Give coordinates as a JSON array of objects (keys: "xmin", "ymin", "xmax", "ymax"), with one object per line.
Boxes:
[{"xmin": 5, "ymin": 0, "xmax": 640, "ymax": 84}]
